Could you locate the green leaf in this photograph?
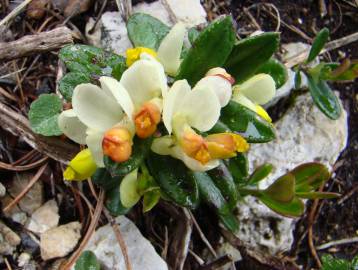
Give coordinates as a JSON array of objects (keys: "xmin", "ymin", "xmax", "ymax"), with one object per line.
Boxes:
[
  {"xmin": 307, "ymin": 28, "xmax": 329, "ymax": 64},
  {"xmin": 208, "ymin": 162, "xmax": 239, "ymax": 210},
  {"xmin": 259, "ymin": 195, "xmax": 305, "ymax": 218},
  {"xmin": 127, "ymin": 13, "xmax": 170, "ymax": 50},
  {"xmin": 321, "ymin": 254, "xmax": 351, "ymax": 270},
  {"xmin": 143, "ymin": 189, "xmax": 161, "ymax": 212},
  {"xmin": 264, "ymin": 173, "xmax": 295, "ymax": 203},
  {"xmin": 296, "ymin": 191, "xmax": 340, "ymax": 199},
  {"xmin": 120, "ymin": 169, "xmax": 141, "ymax": 208},
  {"xmin": 147, "ymin": 153, "xmax": 199, "ymax": 208},
  {"xmin": 224, "ymin": 154, "xmax": 249, "ymax": 185},
  {"xmin": 225, "ymin": 32, "xmax": 280, "ymax": 83},
  {"xmin": 320, "ymin": 61, "xmax": 358, "ymax": 81},
  {"xmin": 188, "ymin": 27, "xmax": 200, "ymax": 44},
  {"xmin": 104, "ymin": 137, "xmax": 153, "ymax": 178},
  {"xmin": 105, "ymin": 185, "xmax": 131, "ymax": 216},
  {"xmin": 255, "ymin": 58, "xmax": 288, "ymax": 88},
  {"xmin": 193, "ymin": 171, "xmax": 239, "ymax": 232},
  {"xmin": 176, "ymin": 16, "xmax": 236, "ymax": 86},
  {"xmin": 292, "ymin": 162, "xmax": 330, "ymax": 192},
  {"xmin": 59, "ymin": 72, "xmax": 91, "ymax": 101},
  {"xmin": 75, "ymin": 251, "xmax": 100, "ymax": 270},
  {"xmin": 294, "ymin": 69, "xmax": 302, "ymax": 89},
  {"xmin": 247, "ymin": 163, "xmax": 273, "ymax": 185},
  {"xmin": 29, "ymin": 94, "xmax": 63, "ymax": 136},
  {"xmin": 307, "ymin": 74, "xmax": 341, "ymax": 120},
  {"xmin": 220, "ymin": 100, "xmax": 276, "ymax": 143},
  {"xmin": 92, "ymin": 168, "xmax": 121, "ymax": 191}
]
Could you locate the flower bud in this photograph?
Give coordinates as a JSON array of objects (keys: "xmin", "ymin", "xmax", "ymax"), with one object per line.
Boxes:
[
  {"xmin": 134, "ymin": 102, "xmax": 161, "ymax": 138},
  {"xmin": 206, "ymin": 133, "xmax": 249, "ymax": 159},
  {"xmin": 102, "ymin": 127, "xmax": 132, "ymax": 163},
  {"xmin": 180, "ymin": 130, "xmax": 211, "ymax": 165},
  {"xmin": 63, "ymin": 149, "xmax": 97, "ymax": 181}
]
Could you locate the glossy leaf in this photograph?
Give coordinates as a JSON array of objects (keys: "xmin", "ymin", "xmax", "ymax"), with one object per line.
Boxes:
[
  {"xmin": 127, "ymin": 13, "xmax": 170, "ymax": 50},
  {"xmin": 59, "ymin": 72, "xmax": 91, "ymax": 101},
  {"xmin": 264, "ymin": 173, "xmax": 295, "ymax": 203},
  {"xmin": 75, "ymin": 251, "xmax": 100, "ymax": 270},
  {"xmin": 320, "ymin": 61, "xmax": 358, "ymax": 81},
  {"xmin": 147, "ymin": 153, "xmax": 199, "ymax": 208},
  {"xmin": 247, "ymin": 163, "xmax": 273, "ymax": 185},
  {"xmin": 294, "ymin": 69, "xmax": 302, "ymax": 89},
  {"xmin": 92, "ymin": 168, "xmax": 122, "ymax": 191},
  {"xmin": 306, "ymin": 28, "xmax": 329, "ymax": 63},
  {"xmin": 104, "ymin": 137, "xmax": 153, "ymax": 178},
  {"xmin": 120, "ymin": 169, "xmax": 140, "ymax": 208},
  {"xmin": 224, "ymin": 154, "xmax": 249, "ymax": 185},
  {"xmin": 255, "ymin": 58, "xmax": 288, "ymax": 88},
  {"xmin": 29, "ymin": 94, "xmax": 63, "ymax": 136},
  {"xmin": 321, "ymin": 254, "xmax": 351, "ymax": 270},
  {"xmin": 225, "ymin": 32, "xmax": 280, "ymax": 83},
  {"xmin": 292, "ymin": 162, "xmax": 330, "ymax": 193},
  {"xmin": 296, "ymin": 191, "xmax": 340, "ymax": 199},
  {"xmin": 188, "ymin": 27, "xmax": 200, "ymax": 44},
  {"xmin": 143, "ymin": 189, "xmax": 161, "ymax": 212},
  {"xmin": 208, "ymin": 162, "xmax": 238, "ymax": 210},
  {"xmin": 220, "ymin": 100, "xmax": 276, "ymax": 143},
  {"xmin": 219, "ymin": 212, "xmax": 240, "ymax": 233},
  {"xmin": 176, "ymin": 16, "xmax": 236, "ymax": 86},
  {"xmin": 105, "ymin": 185, "xmax": 131, "ymax": 216},
  {"xmin": 258, "ymin": 195, "xmax": 305, "ymax": 217},
  {"xmin": 307, "ymin": 74, "xmax": 341, "ymax": 120}
]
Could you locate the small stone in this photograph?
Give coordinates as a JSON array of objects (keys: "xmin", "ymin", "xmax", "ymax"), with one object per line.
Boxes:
[
  {"xmin": 83, "ymin": 216, "xmax": 168, "ymax": 270},
  {"xmin": 18, "ymin": 252, "xmax": 31, "ymax": 267},
  {"xmin": 165, "ymin": 0, "xmax": 207, "ymax": 27},
  {"xmin": 133, "ymin": 1, "xmax": 172, "ymax": 25},
  {"xmin": 0, "ymin": 182, "xmax": 5, "ymax": 197},
  {"xmin": 26, "ymin": 199, "xmax": 60, "ymax": 235},
  {"xmin": 40, "ymin": 222, "xmax": 82, "ymax": 260},
  {"xmin": 1, "ymin": 195, "xmax": 28, "ymax": 225},
  {"xmin": 0, "ymin": 221, "xmax": 21, "ymax": 255},
  {"xmin": 85, "ymin": 17, "xmax": 102, "ymax": 47},
  {"xmin": 9, "ymin": 172, "xmax": 44, "ymax": 214}
]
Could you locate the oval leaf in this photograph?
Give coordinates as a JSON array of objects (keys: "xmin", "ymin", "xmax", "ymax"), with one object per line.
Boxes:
[
  {"xmin": 120, "ymin": 169, "xmax": 141, "ymax": 208},
  {"xmin": 219, "ymin": 100, "xmax": 276, "ymax": 143},
  {"xmin": 307, "ymin": 28, "xmax": 329, "ymax": 63},
  {"xmin": 291, "ymin": 162, "xmax": 330, "ymax": 192},
  {"xmin": 105, "ymin": 185, "xmax": 131, "ymax": 216},
  {"xmin": 143, "ymin": 189, "xmax": 161, "ymax": 212},
  {"xmin": 255, "ymin": 58, "xmax": 288, "ymax": 88},
  {"xmin": 247, "ymin": 163, "xmax": 273, "ymax": 185},
  {"xmin": 296, "ymin": 191, "xmax": 340, "ymax": 199},
  {"xmin": 176, "ymin": 16, "xmax": 236, "ymax": 85},
  {"xmin": 92, "ymin": 168, "xmax": 121, "ymax": 191},
  {"xmin": 264, "ymin": 173, "xmax": 295, "ymax": 203},
  {"xmin": 75, "ymin": 251, "xmax": 100, "ymax": 270},
  {"xmin": 127, "ymin": 13, "xmax": 170, "ymax": 50},
  {"xmin": 29, "ymin": 94, "xmax": 63, "ymax": 136},
  {"xmin": 147, "ymin": 153, "xmax": 199, "ymax": 208},
  {"xmin": 224, "ymin": 154, "xmax": 249, "ymax": 185},
  {"xmin": 224, "ymin": 32, "xmax": 280, "ymax": 83},
  {"xmin": 320, "ymin": 61, "xmax": 358, "ymax": 81},
  {"xmin": 258, "ymin": 195, "xmax": 305, "ymax": 218},
  {"xmin": 307, "ymin": 75, "xmax": 341, "ymax": 120},
  {"xmin": 59, "ymin": 72, "xmax": 91, "ymax": 101}
]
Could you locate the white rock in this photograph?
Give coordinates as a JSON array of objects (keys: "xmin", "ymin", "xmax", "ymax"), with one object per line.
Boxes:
[
  {"xmin": 18, "ymin": 252, "xmax": 31, "ymax": 267},
  {"xmin": 133, "ymin": 1, "xmax": 172, "ymax": 25},
  {"xmin": 0, "ymin": 182, "xmax": 5, "ymax": 197},
  {"xmin": 164, "ymin": 0, "xmax": 207, "ymax": 27},
  {"xmin": 40, "ymin": 222, "xmax": 82, "ymax": 261},
  {"xmin": 83, "ymin": 216, "xmax": 168, "ymax": 270},
  {"xmin": 26, "ymin": 200, "xmax": 59, "ymax": 235},
  {"xmin": 85, "ymin": 17, "xmax": 102, "ymax": 48},
  {"xmin": 0, "ymin": 221, "xmax": 21, "ymax": 255},
  {"xmin": 236, "ymin": 93, "xmax": 348, "ymax": 254}
]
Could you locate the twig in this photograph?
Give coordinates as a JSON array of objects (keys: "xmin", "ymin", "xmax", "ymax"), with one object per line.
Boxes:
[
  {"xmin": 62, "ymin": 189, "xmax": 104, "ymax": 270},
  {"xmin": 316, "ymin": 236, "xmax": 358, "ymax": 250},
  {"xmin": 337, "ymin": 184, "xmax": 358, "ymax": 204},
  {"xmin": 189, "ymin": 249, "xmax": 205, "ymax": 265},
  {"xmin": 0, "ymin": 0, "xmax": 33, "ymax": 27},
  {"xmin": 0, "ymin": 86, "xmax": 17, "ymax": 102},
  {"xmin": 284, "ymin": 31, "xmax": 358, "ymax": 68},
  {"xmin": 103, "ymin": 208, "xmax": 132, "ymax": 270},
  {"xmin": 200, "ymin": 255, "xmax": 233, "ymax": 270},
  {"xmin": 0, "ymin": 156, "xmax": 48, "ymax": 171},
  {"xmin": 3, "ymin": 163, "xmax": 47, "ymax": 213},
  {"xmin": 0, "ymin": 26, "xmax": 73, "ymax": 61},
  {"xmin": 88, "ymin": 0, "xmax": 108, "ymax": 34},
  {"xmin": 243, "ymin": 7, "xmax": 261, "ymax": 31},
  {"xmin": 4, "ymin": 258, "xmax": 12, "ymax": 270},
  {"xmin": 189, "ymin": 211, "xmax": 217, "ymax": 258}
]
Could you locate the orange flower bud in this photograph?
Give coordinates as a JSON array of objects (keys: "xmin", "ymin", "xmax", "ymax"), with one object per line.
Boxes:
[
  {"xmin": 134, "ymin": 102, "xmax": 161, "ymax": 138},
  {"xmin": 102, "ymin": 127, "xmax": 132, "ymax": 163},
  {"xmin": 180, "ymin": 131, "xmax": 211, "ymax": 164},
  {"xmin": 206, "ymin": 133, "xmax": 249, "ymax": 159}
]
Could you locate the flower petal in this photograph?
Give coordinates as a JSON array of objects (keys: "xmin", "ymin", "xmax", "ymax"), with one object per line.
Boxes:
[
  {"xmin": 157, "ymin": 22, "xmax": 186, "ymax": 76},
  {"xmin": 231, "ymin": 91, "xmax": 257, "ymax": 112},
  {"xmin": 163, "ymin": 80, "xmax": 191, "ymax": 134},
  {"xmin": 151, "ymin": 136, "xmax": 176, "ymax": 155},
  {"xmin": 194, "ymin": 76, "xmax": 232, "ymax": 107},
  {"xmin": 120, "ymin": 169, "xmax": 140, "ymax": 208},
  {"xmin": 179, "ymin": 86, "xmax": 221, "ymax": 132},
  {"xmin": 58, "ymin": 109, "xmax": 87, "ymax": 144},
  {"xmin": 63, "ymin": 149, "xmax": 97, "ymax": 181},
  {"xmin": 120, "ymin": 58, "xmax": 167, "ymax": 108},
  {"xmin": 236, "ymin": 73, "xmax": 276, "ymax": 104},
  {"xmin": 86, "ymin": 129, "xmax": 105, "ymax": 167},
  {"xmin": 99, "ymin": 76, "xmax": 135, "ymax": 119},
  {"xmin": 72, "ymin": 83, "xmax": 123, "ymax": 132}
]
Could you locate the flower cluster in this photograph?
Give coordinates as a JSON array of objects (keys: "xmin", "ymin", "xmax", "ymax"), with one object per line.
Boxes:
[{"xmin": 59, "ymin": 22, "xmax": 276, "ymax": 183}]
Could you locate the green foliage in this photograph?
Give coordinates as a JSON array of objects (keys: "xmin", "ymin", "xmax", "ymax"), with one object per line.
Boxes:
[
  {"xmin": 307, "ymin": 74, "xmax": 341, "ymax": 120},
  {"xmin": 127, "ymin": 13, "xmax": 170, "ymax": 50},
  {"xmin": 176, "ymin": 16, "xmax": 236, "ymax": 86},
  {"xmin": 321, "ymin": 254, "xmax": 358, "ymax": 270},
  {"xmin": 75, "ymin": 251, "xmax": 100, "ymax": 270},
  {"xmin": 255, "ymin": 58, "xmax": 288, "ymax": 88},
  {"xmin": 247, "ymin": 163, "xmax": 273, "ymax": 185},
  {"xmin": 188, "ymin": 27, "xmax": 200, "ymax": 44},
  {"xmin": 225, "ymin": 32, "xmax": 280, "ymax": 83},
  {"xmin": 219, "ymin": 100, "xmax": 276, "ymax": 143},
  {"xmin": 59, "ymin": 72, "xmax": 91, "ymax": 101},
  {"xmin": 105, "ymin": 185, "xmax": 131, "ymax": 216},
  {"xmin": 306, "ymin": 28, "xmax": 329, "ymax": 64},
  {"xmin": 224, "ymin": 154, "xmax": 249, "ymax": 185},
  {"xmin": 319, "ymin": 61, "xmax": 358, "ymax": 81},
  {"xmin": 28, "ymin": 94, "xmax": 63, "ymax": 136}
]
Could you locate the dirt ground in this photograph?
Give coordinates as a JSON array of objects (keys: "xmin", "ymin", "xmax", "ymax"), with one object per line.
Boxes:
[{"xmin": 0, "ymin": 0, "xmax": 357, "ymax": 269}]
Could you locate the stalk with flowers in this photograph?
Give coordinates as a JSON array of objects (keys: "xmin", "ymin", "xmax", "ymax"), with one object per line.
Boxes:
[{"xmin": 28, "ymin": 14, "xmax": 340, "ymax": 233}]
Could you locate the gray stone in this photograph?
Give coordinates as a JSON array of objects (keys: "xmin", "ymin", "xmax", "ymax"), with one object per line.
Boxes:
[
  {"xmin": 83, "ymin": 216, "xmax": 168, "ymax": 270},
  {"xmin": 40, "ymin": 222, "xmax": 82, "ymax": 260},
  {"xmin": 1, "ymin": 195, "xmax": 28, "ymax": 225},
  {"xmin": 0, "ymin": 221, "xmax": 21, "ymax": 255},
  {"xmin": 236, "ymin": 93, "xmax": 348, "ymax": 254},
  {"xmin": 18, "ymin": 252, "xmax": 31, "ymax": 267},
  {"xmin": 26, "ymin": 200, "xmax": 60, "ymax": 235},
  {"xmin": 0, "ymin": 182, "xmax": 5, "ymax": 197}
]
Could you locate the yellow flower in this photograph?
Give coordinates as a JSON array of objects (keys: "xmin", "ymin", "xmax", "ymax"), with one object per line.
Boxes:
[
  {"xmin": 126, "ymin": 47, "xmax": 157, "ymax": 67},
  {"xmin": 63, "ymin": 149, "xmax": 97, "ymax": 181}
]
